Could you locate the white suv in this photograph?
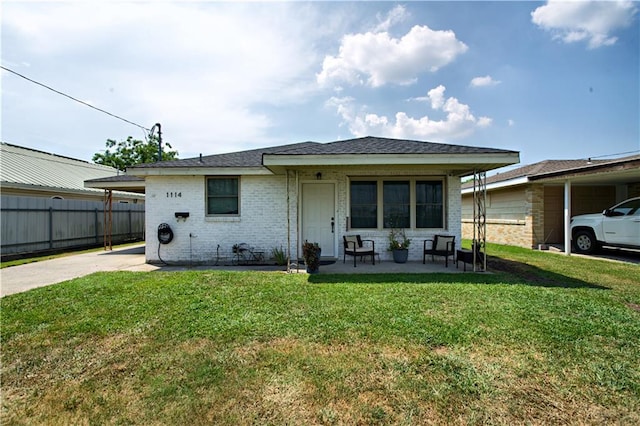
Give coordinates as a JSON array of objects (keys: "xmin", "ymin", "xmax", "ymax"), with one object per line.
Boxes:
[{"xmin": 570, "ymin": 197, "xmax": 640, "ymax": 254}]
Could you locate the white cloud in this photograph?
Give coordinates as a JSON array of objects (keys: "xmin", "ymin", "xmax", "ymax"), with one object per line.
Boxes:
[
  {"xmin": 317, "ymin": 14, "xmax": 468, "ymax": 87},
  {"xmin": 427, "ymin": 85, "xmax": 446, "ymax": 110},
  {"xmin": 477, "ymin": 117, "xmax": 493, "ymax": 127},
  {"xmin": 531, "ymin": 0, "xmax": 638, "ymax": 49},
  {"xmin": 329, "ymin": 85, "xmax": 491, "ymax": 140},
  {"xmin": 325, "ymin": 96, "xmax": 357, "ymax": 125},
  {"xmin": 1, "ymin": 2, "xmax": 326, "ymax": 157},
  {"xmin": 470, "ymin": 75, "xmax": 501, "ymax": 88},
  {"xmin": 374, "ymin": 5, "xmax": 409, "ymax": 32}
]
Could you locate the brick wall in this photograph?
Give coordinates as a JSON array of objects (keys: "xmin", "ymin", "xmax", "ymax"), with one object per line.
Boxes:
[
  {"xmin": 462, "ymin": 185, "xmax": 534, "ymax": 248},
  {"xmin": 145, "ymin": 175, "xmax": 290, "ymax": 264},
  {"xmin": 447, "ymin": 177, "xmax": 462, "ymax": 251},
  {"xmin": 462, "ymin": 219, "xmax": 529, "ymax": 247},
  {"xmin": 462, "ymin": 183, "xmax": 628, "ymax": 249},
  {"xmin": 144, "ymin": 169, "xmax": 462, "ymax": 264},
  {"xmin": 527, "ymin": 184, "xmax": 545, "ymax": 247}
]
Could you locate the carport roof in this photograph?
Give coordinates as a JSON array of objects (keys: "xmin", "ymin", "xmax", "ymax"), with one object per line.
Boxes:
[
  {"xmin": 84, "ymin": 174, "xmax": 146, "ymax": 194},
  {"xmin": 462, "ymin": 154, "xmax": 640, "ymax": 191},
  {"xmin": 528, "ymin": 155, "xmax": 640, "ymax": 183}
]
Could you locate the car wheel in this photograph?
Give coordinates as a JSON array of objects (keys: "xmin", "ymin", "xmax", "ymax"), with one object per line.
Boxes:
[{"xmin": 573, "ymin": 230, "xmax": 597, "ymax": 254}]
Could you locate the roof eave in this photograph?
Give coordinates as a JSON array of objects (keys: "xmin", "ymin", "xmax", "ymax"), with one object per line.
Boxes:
[
  {"xmin": 84, "ymin": 180, "xmax": 146, "ymax": 194},
  {"xmin": 461, "ymin": 176, "xmax": 530, "ymax": 194},
  {"xmin": 528, "ymin": 158, "xmax": 640, "ymax": 182},
  {"xmin": 262, "ymin": 152, "xmax": 520, "ymax": 169}
]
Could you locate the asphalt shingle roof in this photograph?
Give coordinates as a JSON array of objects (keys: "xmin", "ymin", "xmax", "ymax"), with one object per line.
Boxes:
[
  {"xmin": 129, "ymin": 136, "xmax": 517, "ymax": 170},
  {"xmin": 267, "ymin": 136, "xmax": 515, "ymax": 155},
  {"xmin": 129, "ymin": 142, "xmax": 319, "ymax": 169},
  {"xmin": 462, "ymin": 155, "xmax": 640, "ymax": 189}
]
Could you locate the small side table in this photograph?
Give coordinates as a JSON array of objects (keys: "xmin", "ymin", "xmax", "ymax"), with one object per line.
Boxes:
[{"xmin": 456, "ymin": 249, "xmax": 484, "ymax": 272}]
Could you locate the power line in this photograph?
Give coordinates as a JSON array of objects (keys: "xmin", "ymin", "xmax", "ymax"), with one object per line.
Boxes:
[
  {"xmin": 587, "ymin": 150, "xmax": 640, "ymax": 160},
  {"xmin": 1, "ymin": 65, "xmax": 150, "ymax": 132}
]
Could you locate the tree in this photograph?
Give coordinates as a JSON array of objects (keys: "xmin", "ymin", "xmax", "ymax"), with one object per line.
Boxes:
[{"xmin": 92, "ymin": 136, "xmax": 179, "ymax": 171}]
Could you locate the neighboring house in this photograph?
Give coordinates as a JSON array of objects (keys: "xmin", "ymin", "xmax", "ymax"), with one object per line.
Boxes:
[
  {"xmin": 0, "ymin": 142, "xmax": 145, "ymax": 257},
  {"xmin": 0, "ymin": 142, "xmax": 144, "ymax": 203},
  {"xmin": 461, "ymin": 155, "xmax": 640, "ymax": 250},
  {"xmin": 127, "ymin": 136, "xmax": 519, "ymax": 265}
]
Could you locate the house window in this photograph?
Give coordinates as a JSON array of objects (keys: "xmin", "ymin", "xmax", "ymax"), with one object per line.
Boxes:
[
  {"xmin": 349, "ymin": 178, "xmax": 445, "ymax": 229},
  {"xmin": 416, "ymin": 181, "xmax": 443, "ymax": 228},
  {"xmin": 383, "ymin": 181, "xmax": 410, "ymax": 228},
  {"xmin": 206, "ymin": 177, "xmax": 239, "ymax": 215},
  {"xmin": 350, "ymin": 181, "xmax": 377, "ymax": 228}
]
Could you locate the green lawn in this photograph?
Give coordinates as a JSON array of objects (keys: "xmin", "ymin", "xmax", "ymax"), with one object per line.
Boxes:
[{"xmin": 2, "ymin": 244, "xmax": 639, "ymax": 425}]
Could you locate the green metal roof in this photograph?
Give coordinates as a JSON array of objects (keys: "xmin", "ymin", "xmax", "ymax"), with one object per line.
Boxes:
[{"xmin": 0, "ymin": 142, "xmax": 137, "ymax": 196}]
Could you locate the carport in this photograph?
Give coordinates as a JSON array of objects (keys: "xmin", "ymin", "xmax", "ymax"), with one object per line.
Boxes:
[
  {"xmin": 461, "ymin": 154, "xmax": 640, "ymax": 253},
  {"xmin": 528, "ymin": 155, "xmax": 639, "ymax": 255},
  {"xmin": 85, "ymin": 175, "xmax": 146, "ymax": 249}
]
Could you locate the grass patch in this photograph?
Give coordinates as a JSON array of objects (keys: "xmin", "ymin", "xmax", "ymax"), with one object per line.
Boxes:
[{"xmin": 2, "ymin": 244, "xmax": 639, "ymax": 424}]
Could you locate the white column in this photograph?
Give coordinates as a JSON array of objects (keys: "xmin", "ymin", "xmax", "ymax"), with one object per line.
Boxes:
[{"xmin": 564, "ymin": 180, "xmax": 572, "ymax": 255}]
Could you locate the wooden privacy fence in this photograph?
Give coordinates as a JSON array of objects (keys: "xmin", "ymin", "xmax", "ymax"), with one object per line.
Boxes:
[{"xmin": 1, "ymin": 195, "xmax": 145, "ymax": 257}]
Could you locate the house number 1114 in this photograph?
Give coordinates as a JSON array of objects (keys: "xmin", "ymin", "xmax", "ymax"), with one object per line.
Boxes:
[{"xmin": 166, "ymin": 192, "xmax": 182, "ymax": 198}]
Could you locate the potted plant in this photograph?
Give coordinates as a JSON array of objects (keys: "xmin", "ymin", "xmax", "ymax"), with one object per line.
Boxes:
[
  {"xmin": 388, "ymin": 227, "xmax": 411, "ymax": 263},
  {"xmin": 302, "ymin": 241, "xmax": 321, "ymax": 273}
]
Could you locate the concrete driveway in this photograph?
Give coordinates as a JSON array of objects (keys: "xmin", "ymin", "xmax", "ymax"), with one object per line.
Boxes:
[
  {"xmin": 1, "ymin": 244, "xmax": 154, "ymax": 297},
  {"xmin": 548, "ymin": 244, "xmax": 640, "ymax": 264}
]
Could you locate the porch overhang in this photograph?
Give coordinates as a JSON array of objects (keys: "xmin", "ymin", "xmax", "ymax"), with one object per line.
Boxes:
[
  {"xmin": 262, "ymin": 152, "xmax": 520, "ymax": 175},
  {"xmin": 84, "ymin": 178, "xmax": 146, "ymax": 194}
]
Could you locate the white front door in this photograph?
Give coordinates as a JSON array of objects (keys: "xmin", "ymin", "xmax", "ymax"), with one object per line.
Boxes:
[{"xmin": 301, "ymin": 183, "xmax": 336, "ymax": 257}]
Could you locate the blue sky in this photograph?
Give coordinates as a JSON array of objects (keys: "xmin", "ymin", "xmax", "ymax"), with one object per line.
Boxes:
[{"xmin": 2, "ymin": 1, "xmax": 638, "ymax": 168}]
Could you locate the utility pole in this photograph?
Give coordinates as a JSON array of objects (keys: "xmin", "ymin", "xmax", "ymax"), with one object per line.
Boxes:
[{"xmin": 150, "ymin": 123, "xmax": 162, "ymax": 162}]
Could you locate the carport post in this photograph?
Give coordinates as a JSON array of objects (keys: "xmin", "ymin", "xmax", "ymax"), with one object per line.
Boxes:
[{"xmin": 564, "ymin": 179, "xmax": 571, "ymax": 255}]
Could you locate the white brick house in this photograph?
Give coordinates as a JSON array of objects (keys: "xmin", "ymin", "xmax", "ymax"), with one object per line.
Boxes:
[{"xmin": 128, "ymin": 136, "xmax": 519, "ymax": 265}]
